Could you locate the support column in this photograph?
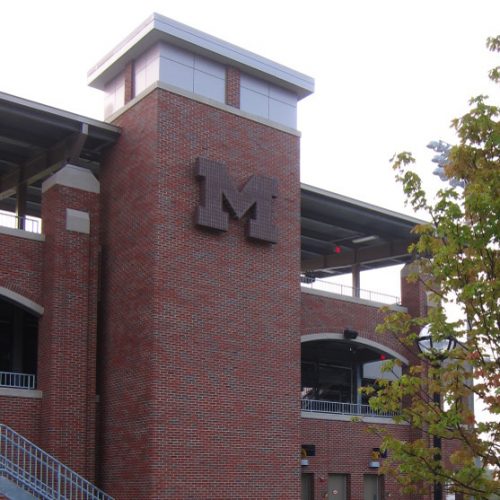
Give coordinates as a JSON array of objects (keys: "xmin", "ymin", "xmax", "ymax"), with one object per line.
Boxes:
[
  {"xmin": 352, "ymin": 262, "xmax": 361, "ymax": 298},
  {"xmin": 15, "ymin": 172, "xmax": 27, "ymax": 230},
  {"xmin": 400, "ymin": 262, "xmax": 429, "ymax": 317},
  {"xmin": 38, "ymin": 164, "xmax": 100, "ymax": 480}
]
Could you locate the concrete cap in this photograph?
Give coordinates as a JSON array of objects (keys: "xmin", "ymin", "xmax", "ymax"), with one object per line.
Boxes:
[
  {"xmin": 42, "ymin": 164, "xmax": 100, "ymax": 194},
  {"xmin": 88, "ymin": 13, "xmax": 314, "ymax": 99}
]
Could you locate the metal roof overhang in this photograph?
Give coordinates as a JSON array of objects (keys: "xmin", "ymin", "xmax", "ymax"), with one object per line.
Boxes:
[
  {"xmin": 301, "ymin": 184, "xmax": 424, "ymax": 277},
  {"xmin": 0, "ymin": 91, "xmax": 120, "ymax": 216}
]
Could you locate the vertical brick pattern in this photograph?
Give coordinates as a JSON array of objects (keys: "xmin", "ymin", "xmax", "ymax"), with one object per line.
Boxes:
[
  {"xmin": 225, "ymin": 66, "xmax": 240, "ymax": 108},
  {"xmin": 99, "ymin": 87, "xmax": 301, "ymax": 499},
  {"xmin": 38, "ymin": 183, "xmax": 100, "ymax": 480}
]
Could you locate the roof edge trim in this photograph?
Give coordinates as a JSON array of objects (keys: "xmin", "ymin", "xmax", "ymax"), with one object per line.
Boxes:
[{"xmin": 301, "ymin": 183, "xmax": 426, "ymax": 226}]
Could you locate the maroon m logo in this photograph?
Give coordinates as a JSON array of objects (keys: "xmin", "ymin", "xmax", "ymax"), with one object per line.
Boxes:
[{"xmin": 195, "ymin": 158, "xmax": 278, "ymax": 243}]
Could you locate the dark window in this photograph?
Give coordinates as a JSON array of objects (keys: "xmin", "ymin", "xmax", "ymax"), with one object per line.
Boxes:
[{"xmin": 0, "ymin": 298, "xmax": 38, "ymax": 384}]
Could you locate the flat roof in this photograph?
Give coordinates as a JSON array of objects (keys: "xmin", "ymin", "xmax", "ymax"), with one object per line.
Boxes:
[{"xmin": 88, "ymin": 13, "xmax": 314, "ymax": 99}]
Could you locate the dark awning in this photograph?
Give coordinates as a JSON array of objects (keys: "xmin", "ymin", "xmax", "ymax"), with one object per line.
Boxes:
[
  {"xmin": 301, "ymin": 184, "xmax": 424, "ymax": 277},
  {"xmin": 0, "ymin": 91, "xmax": 120, "ymax": 216}
]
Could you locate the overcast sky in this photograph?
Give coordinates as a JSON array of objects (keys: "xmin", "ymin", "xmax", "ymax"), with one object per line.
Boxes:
[{"xmin": 1, "ymin": 0, "xmax": 499, "ymax": 294}]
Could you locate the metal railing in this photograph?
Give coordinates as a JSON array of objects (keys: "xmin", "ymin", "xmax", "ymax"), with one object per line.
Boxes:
[
  {"xmin": 0, "ymin": 424, "xmax": 113, "ymax": 500},
  {"xmin": 0, "ymin": 212, "xmax": 42, "ymax": 234},
  {"xmin": 301, "ymin": 399, "xmax": 395, "ymax": 418},
  {"xmin": 0, "ymin": 371, "xmax": 36, "ymax": 390},
  {"xmin": 300, "ymin": 275, "xmax": 401, "ymax": 305}
]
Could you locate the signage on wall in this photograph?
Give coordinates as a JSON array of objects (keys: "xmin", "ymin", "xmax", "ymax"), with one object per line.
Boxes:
[{"xmin": 195, "ymin": 157, "xmax": 278, "ymax": 243}]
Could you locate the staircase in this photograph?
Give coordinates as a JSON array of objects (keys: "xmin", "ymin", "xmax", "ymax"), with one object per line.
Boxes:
[{"xmin": 0, "ymin": 424, "xmax": 113, "ymax": 500}]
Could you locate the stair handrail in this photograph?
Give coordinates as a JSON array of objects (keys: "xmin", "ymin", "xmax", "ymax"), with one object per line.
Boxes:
[{"xmin": 0, "ymin": 423, "xmax": 113, "ymax": 500}]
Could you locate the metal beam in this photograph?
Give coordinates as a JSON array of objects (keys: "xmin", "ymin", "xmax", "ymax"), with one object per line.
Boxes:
[{"xmin": 301, "ymin": 239, "xmax": 413, "ymax": 272}]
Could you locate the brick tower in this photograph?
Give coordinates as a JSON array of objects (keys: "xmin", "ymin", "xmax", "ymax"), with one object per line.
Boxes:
[{"xmin": 88, "ymin": 14, "xmax": 313, "ymax": 499}]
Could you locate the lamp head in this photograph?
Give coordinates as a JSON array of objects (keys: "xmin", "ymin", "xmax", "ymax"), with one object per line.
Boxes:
[{"xmin": 417, "ymin": 324, "xmax": 456, "ymax": 357}]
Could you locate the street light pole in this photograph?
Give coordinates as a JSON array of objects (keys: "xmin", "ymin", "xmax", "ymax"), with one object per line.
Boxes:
[
  {"xmin": 417, "ymin": 325, "xmax": 456, "ymax": 500},
  {"xmin": 432, "ymin": 390, "xmax": 443, "ymax": 500}
]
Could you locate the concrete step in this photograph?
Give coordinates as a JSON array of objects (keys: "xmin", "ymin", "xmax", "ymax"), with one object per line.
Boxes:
[{"xmin": 0, "ymin": 477, "xmax": 36, "ymax": 500}]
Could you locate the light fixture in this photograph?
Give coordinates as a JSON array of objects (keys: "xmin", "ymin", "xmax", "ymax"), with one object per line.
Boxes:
[
  {"xmin": 352, "ymin": 235, "xmax": 377, "ymax": 244},
  {"xmin": 343, "ymin": 329, "xmax": 358, "ymax": 340},
  {"xmin": 417, "ymin": 324, "xmax": 456, "ymax": 356}
]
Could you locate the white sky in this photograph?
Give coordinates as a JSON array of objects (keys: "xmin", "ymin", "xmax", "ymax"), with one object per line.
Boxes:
[{"xmin": 1, "ymin": 0, "xmax": 499, "ymax": 296}]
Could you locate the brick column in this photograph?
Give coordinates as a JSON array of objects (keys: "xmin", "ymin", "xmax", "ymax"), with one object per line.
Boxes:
[
  {"xmin": 400, "ymin": 262, "xmax": 430, "ymax": 318},
  {"xmin": 38, "ymin": 165, "xmax": 100, "ymax": 479},
  {"xmin": 225, "ymin": 66, "xmax": 240, "ymax": 107},
  {"xmin": 124, "ymin": 61, "xmax": 134, "ymax": 104}
]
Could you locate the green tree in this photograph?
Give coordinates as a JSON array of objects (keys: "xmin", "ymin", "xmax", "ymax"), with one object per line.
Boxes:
[{"xmin": 367, "ymin": 36, "xmax": 500, "ymax": 499}]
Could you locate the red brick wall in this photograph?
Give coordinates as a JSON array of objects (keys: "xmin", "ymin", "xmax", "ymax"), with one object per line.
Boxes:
[
  {"xmin": 0, "ymin": 395, "xmax": 41, "ymax": 443},
  {"xmin": 0, "ymin": 233, "xmax": 43, "ymax": 305},
  {"xmin": 99, "ymin": 87, "xmax": 301, "ymax": 499}
]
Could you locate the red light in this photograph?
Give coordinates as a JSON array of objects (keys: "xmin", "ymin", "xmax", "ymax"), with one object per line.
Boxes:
[
  {"xmin": 335, "ymin": 246, "xmax": 341, "ymax": 254},
  {"xmin": 380, "ymin": 354, "xmax": 386, "ymax": 360}
]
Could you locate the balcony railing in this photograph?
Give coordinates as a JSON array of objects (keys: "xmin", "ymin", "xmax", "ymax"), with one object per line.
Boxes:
[
  {"xmin": 301, "ymin": 275, "xmax": 401, "ymax": 305},
  {"xmin": 0, "ymin": 371, "xmax": 36, "ymax": 390},
  {"xmin": 0, "ymin": 212, "xmax": 41, "ymax": 234},
  {"xmin": 301, "ymin": 398, "xmax": 395, "ymax": 418}
]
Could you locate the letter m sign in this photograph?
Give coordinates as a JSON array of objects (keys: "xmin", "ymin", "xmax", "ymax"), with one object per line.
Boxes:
[{"xmin": 195, "ymin": 158, "xmax": 278, "ymax": 243}]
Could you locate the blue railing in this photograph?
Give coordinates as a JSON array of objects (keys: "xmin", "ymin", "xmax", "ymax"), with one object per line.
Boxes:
[
  {"xmin": 301, "ymin": 399, "xmax": 395, "ymax": 418},
  {"xmin": 0, "ymin": 371, "xmax": 36, "ymax": 390},
  {"xmin": 0, "ymin": 423, "xmax": 113, "ymax": 500}
]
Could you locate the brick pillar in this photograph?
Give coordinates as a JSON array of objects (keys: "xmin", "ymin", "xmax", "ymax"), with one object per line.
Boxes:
[
  {"xmin": 99, "ymin": 85, "xmax": 301, "ymax": 499},
  {"xmin": 38, "ymin": 165, "xmax": 100, "ymax": 479},
  {"xmin": 226, "ymin": 66, "xmax": 240, "ymax": 107},
  {"xmin": 124, "ymin": 61, "xmax": 134, "ymax": 104}
]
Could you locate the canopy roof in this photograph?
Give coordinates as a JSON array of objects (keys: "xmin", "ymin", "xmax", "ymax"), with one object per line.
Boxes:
[
  {"xmin": 0, "ymin": 91, "xmax": 120, "ymax": 214},
  {"xmin": 301, "ymin": 184, "xmax": 423, "ymax": 277}
]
